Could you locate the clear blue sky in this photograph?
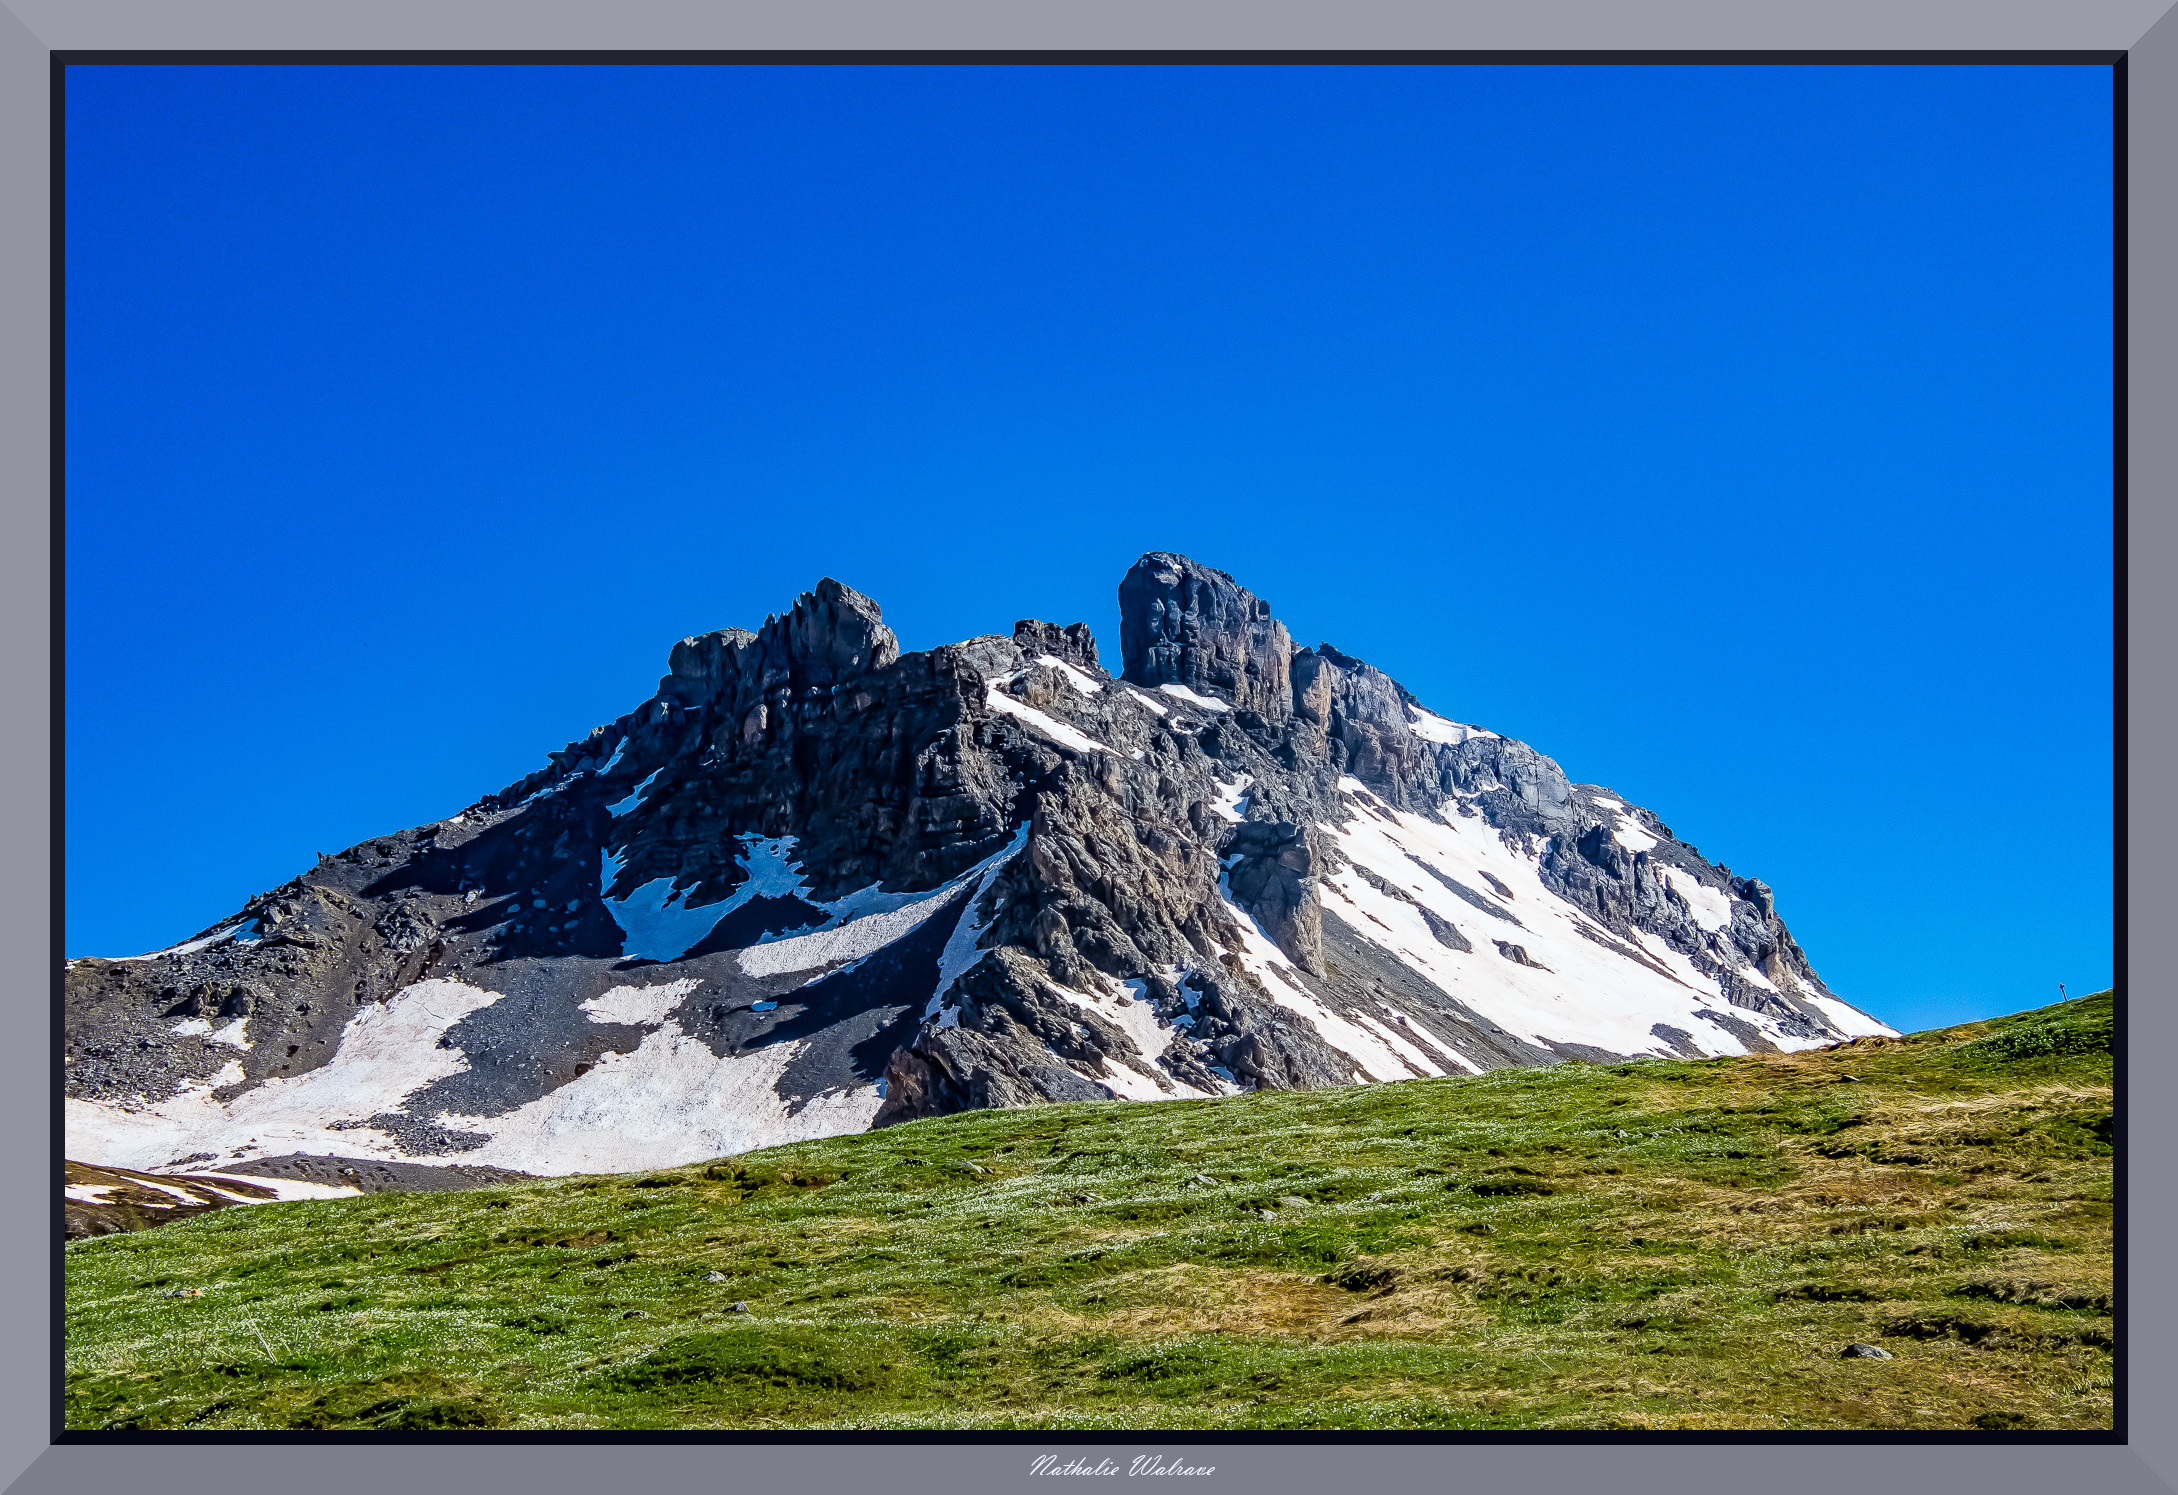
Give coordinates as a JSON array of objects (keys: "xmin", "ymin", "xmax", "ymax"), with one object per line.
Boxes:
[{"xmin": 64, "ymin": 63, "xmax": 2113, "ymax": 1033}]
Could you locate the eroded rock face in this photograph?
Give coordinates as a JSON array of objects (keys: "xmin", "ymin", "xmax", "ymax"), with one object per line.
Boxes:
[
  {"xmin": 1012, "ymin": 619, "xmax": 1101, "ymax": 675},
  {"xmin": 1222, "ymin": 820, "xmax": 1325, "ymax": 978},
  {"xmin": 1119, "ymin": 553, "xmax": 1295, "ymax": 725},
  {"xmin": 66, "ymin": 553, "xmax": 1888, "ymax": 1177}
]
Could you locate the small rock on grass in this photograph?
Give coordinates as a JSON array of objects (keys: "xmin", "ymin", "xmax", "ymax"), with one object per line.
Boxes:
[
  {"xmin": 1186, "ymin": 1173, "xmax": 1218, "ymax": 1188},
  {"xmin": 704, "ymin": 1271, "xmax": 727, "ymax": 1282},
  {"xmin": 727, "ymin": 1301, "xmax": 751, "ymax": 1314},
  {"xmin": 1840, "ymin": 1343, "xmax": 1892, "ymax": 1360},
  {"xmin": 622, "ymin": 1310, "xmax": 648, "ymax": 1320},
  {"xmin": 1277, "ymin": 1195, "xmax": 1310, "ymax": 1209}
]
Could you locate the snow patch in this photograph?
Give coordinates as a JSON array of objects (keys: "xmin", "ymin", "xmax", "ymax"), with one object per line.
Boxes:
[
  {"xmin": 1322, "ymin": 781, "xmax": 1849, "ymax": 1059},
  {"xmin": 984, "ymin": 685, "xmax": 1108, "ymax": 756},
  {"xmin": 1158, "ymin": 683, "xmax": 1229, "ymax": 713},
  {"xmin": 1377, "ymin": 1007, "xmax": 1482, "ymax": 1073},
  {"xmin": 1611, "ymin": 816, "xmax": 1660, "ymax": 854},
  {"xmin": 439, "ymin": 1026, "xmax": 885, "ymax": 1175},
  {"xmin": 581, "ymin": 978, "xmax": 702, "ymax": 1028},
  {"xmin": 177, "ymin": 1172, "xmax": 363, "ymax": 1203},
  {"xmin": 112, "ymin": 920, "xmax": 261, "ymax": 963},
  {"xmin": 1802, "ymin": 991, "xmax": 1900, "ymax": 1039},
  {"xmin": 124, "ymin": 1175, "xmax": 215, "ymax": 1207},
  {"xmin": 1210, "ymin": 775, "xmax": 1253, "ymax": 824},
  {"xmin": 1041, "ymin": 977, "xmax": 1222, "ymax": 1102},
  {"xmin": 1659, "ymin": 866, "xmax": 1734, "ymax": 933},
  {"xmin": 925, "ymin": 827, "xmax": 1030, "ymax": 1016},
  {"xmin": 602, "ymin": 835, "xmax": 811, "ymax": 963},
  {"xmin": 1033, "ymin": 655, "xmax": 1107, "ymax": 696},
  {"xmin": 1214, "ymin": 883, "xmax": 1416, "ymax": 1084},
  {"xmin": 740, "ymin": 888, "xmax": 953, "ymax": 980},
  {"xmin": 1349, "ymin": 1009, "xmax": 1454, "ymax": 1077},
  {"xmin": 745, "ymin": 823, "xmax": 1031, "ymax": 983},
  {"xmin": 1407, "ymin": 707, "xmax": 1496, "ymax": 745},
  {"xmin": 607, "ymin": 767, "xmax": 664, "ymax": 819},
  {"xmin": 64, "ymin": 979, "xmax": 506, "ymax": 1172}
]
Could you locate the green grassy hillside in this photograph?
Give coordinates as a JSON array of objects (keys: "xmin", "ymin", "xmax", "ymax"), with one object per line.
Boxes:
[{"xmin": 64, "ymin": 992, "xmax": 2115, "ymax": 1432}]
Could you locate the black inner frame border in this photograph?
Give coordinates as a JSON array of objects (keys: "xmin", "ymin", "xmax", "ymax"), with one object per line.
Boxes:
[{"xmin": 45, "ymin": 46, "xmax": 2130, "ymax": 1448}]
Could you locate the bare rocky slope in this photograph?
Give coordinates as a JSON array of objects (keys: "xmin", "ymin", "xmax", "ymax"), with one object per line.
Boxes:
[{"xmin": 65, "ymin": 554, "xmax": 1891, "ymax": 1179}]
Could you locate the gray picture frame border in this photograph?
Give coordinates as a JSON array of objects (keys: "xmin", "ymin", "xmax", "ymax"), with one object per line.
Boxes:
[{"xmin": 4, "ymin": 3, "xmax": 2158, "ymax": 1491}]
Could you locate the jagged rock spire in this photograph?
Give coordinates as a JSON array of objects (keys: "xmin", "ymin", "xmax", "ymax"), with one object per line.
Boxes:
[
  {"xmin": 1118, "ymin": 553, "xmax": 1295, "ymax": 725},
  {"xmin": 660, "ymin": 577, "xmax": 900, "ymax": 711}
]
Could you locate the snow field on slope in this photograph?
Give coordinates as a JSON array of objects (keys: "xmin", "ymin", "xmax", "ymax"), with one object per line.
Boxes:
[
  {"xmin": 1032, "ymin": 654, "xmax": 1107, "ymax": 696},
  {"xmin": 437, "ymin": 1027, "xmax": 884, "ymax": 1175},
  {"xmin": 109, "ymin": 919, "xmax": 261, "ymax": 963},
  {"xmin": 1368, "ymin": 1005, "xmax": 1481, "ymax": 1072},
  {"xmin": 983, "ymin": 684, "xmax": 1108, "ymax": 756},
  {"xmin": 1325, "ymin": 780, "xmax": 1832, "ymax": 1059},
  {"xmin": 606, "ymin": 766, "xmax": 664, "ymax": 819},
  {"xmin": 1158, "ymin": 683, "xmax": 1229, "ymax": 713},
  {"xmin": 64, "ymin": 978, "xmax": 507, "ymax": 1172},
  {"xmin": 742, "ymin": 823, "xmax": 1032, "ymax": 983},
  {"xmin": 68, "ymin": 971, "xmax": 887, "ymax": 1176},
  {"xmin": 168, "ymin": 1017, "xmax": 252, "ymax": 1049},
  {"xmin": 1406, "ymin": 707, "xmax": 1497, "ymax": 745},
  {"xmin": 1658, "ymin": 865, "xmax": 1735, "ymax": 933},
  {"xmin": 1801, "ymin": 992, "xmax": 1900, "ymax": 1039},
  {"xmin": 582, "ymin": 978, "xmax": 703, "ymax": 1027},
  {"xmin": 601, "ymin": 834, "xmax": 814, "ymax": 962},
  {"xmin": 177, "ymin": 1173, "xmax": 363, "ymax": 1203},
  {"xmin": 924, "ymin": 831, "xmax": 1031, "ymax": 1027},
  {"xmin": 736, "ymin": 893, "xmax": 952, "ymax": 981},
  {"xmin": 74, "ymin": 829, "xmax": 1049, "ymax": 1176},
  {"xmin": 1039, "ymin": 974, "xmax": 1233, "ymax": 1103},
  {"xmin": 1213, "ymin": 886, "xmax": 1438, "ymax": 1084},
  {"xmin": 103, "ymin": 1174, "xmax": 210, "ymax": 1207},
  {"xmin": 1349, "ymin": 1007, "xmax": 1479, "ymax": 1076},
  {"xmin": 1581, "ymin": 807, "xmax": 1887, "ymax": 1034}
]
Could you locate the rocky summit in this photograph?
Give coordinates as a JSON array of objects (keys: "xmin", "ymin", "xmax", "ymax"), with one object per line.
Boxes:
[{"xmin": 65, "ymin": 553, "xmax": 1892, "ymax": 1179}]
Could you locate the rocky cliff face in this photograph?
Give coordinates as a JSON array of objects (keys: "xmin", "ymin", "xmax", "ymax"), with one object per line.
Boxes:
[{"xmin": 65, "ymin": 554, "xmax": 1893, "ymax": 1178}]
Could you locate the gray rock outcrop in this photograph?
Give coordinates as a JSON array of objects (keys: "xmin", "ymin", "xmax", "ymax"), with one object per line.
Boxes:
[
  {"xmin": 66, "ymin": 551, "xmax": 1884, "ymax": 1176},
  {"xmin": 1120, "ymin": 553, "xmax": 1295, "ymax": 725}
]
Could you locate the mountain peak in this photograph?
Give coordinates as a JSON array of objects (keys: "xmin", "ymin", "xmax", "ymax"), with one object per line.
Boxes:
[
  {"xmin": 1117, "ymin": 552, "xmax": 1294, "ymax": 723},
  {"xmin": 661, "ymin": 576, "xmax": 900, "ymax": 710},
  {"xmin": 65, "ymin": 555, "xmax": 1892, "ymax": 1183}
]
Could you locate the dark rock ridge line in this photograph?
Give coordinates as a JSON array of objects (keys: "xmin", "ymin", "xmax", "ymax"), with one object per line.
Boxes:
[{"xmin": 66, "ymin": 553, "xmax": 1885, "ymax": 1175}]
